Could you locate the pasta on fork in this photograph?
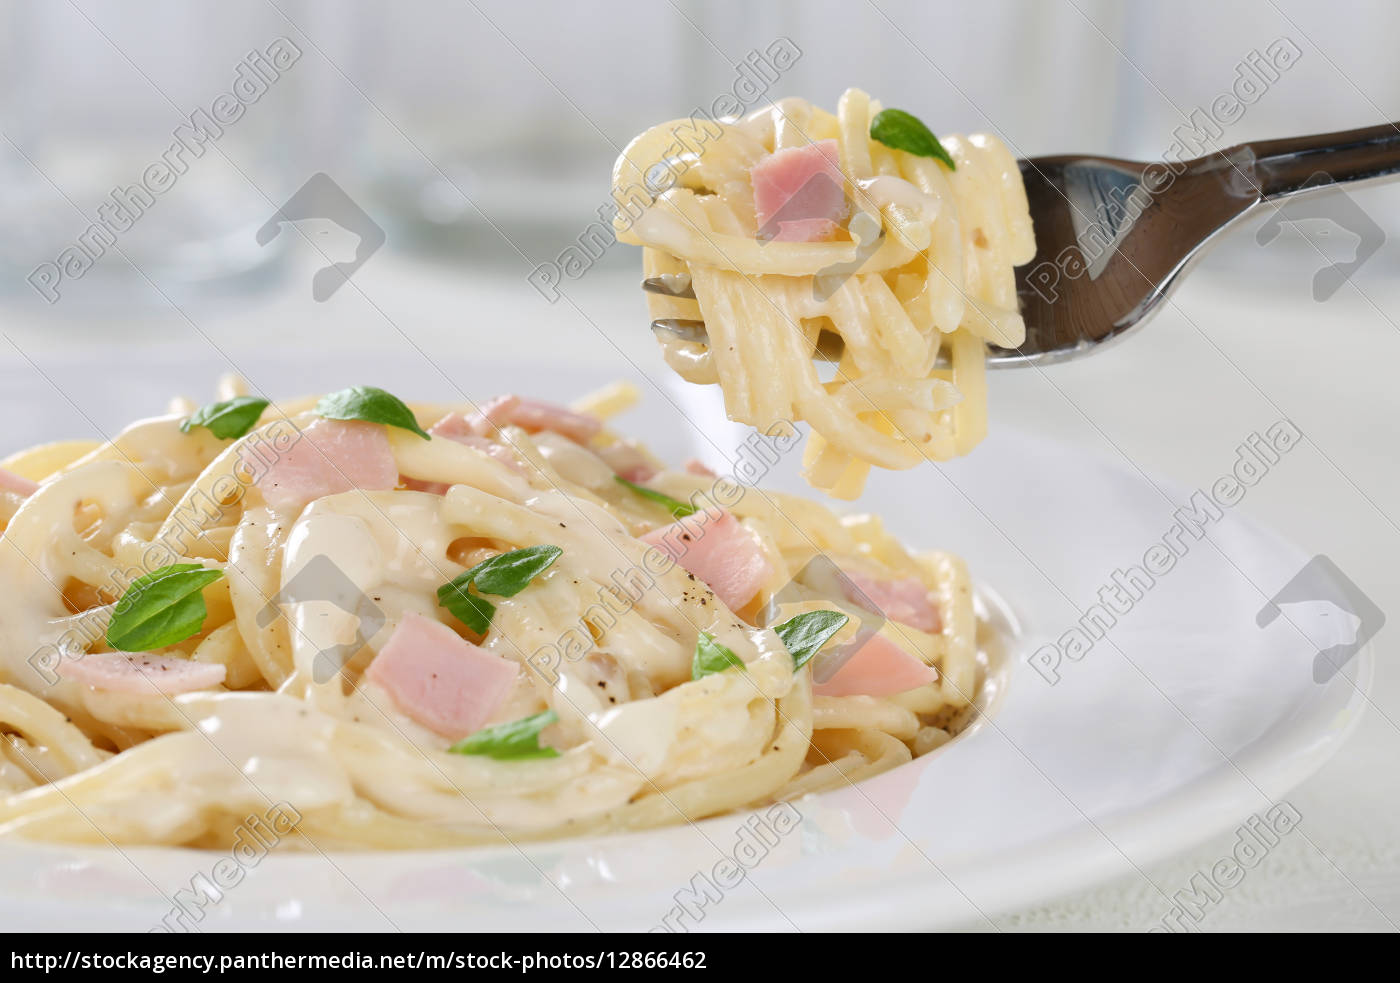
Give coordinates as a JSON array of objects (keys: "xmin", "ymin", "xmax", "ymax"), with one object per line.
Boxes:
[{"xmin": 613, "ymin": 88, "xmax": 1035, "ymax": 498}]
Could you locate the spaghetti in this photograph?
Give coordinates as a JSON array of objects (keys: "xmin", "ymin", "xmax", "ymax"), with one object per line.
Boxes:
[
  {"xmin": 613, "ymin": 88, "xmax": 1034, "ymax": 498},
  {"xmin": 0, "ymin": 379, "xmax": 985, "ymax": 848}
]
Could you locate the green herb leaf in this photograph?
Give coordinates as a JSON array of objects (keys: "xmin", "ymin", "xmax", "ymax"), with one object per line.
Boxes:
[
  {"xmin": 436, "ymin": 546, "xmax": 561, "ymax": 633},
  {"xmin": 692, "ymin": 631, "xmax": 746, "ymax": 680},
  {"xmin": 179, "ymin": 396, "xmax": 269, "ymax": 440},
  {"xmin": 869, "ymin": 109, "xmax": 956, "ymax": 170},
  {"xmin": 774, "ymin": 609, "xmax": 850, "ymax": 672},
  {"xmin": 314, "ymin": 386, "xmax": 430, "ymax": 439},
  {"xmin": 614, "ymin": 475, "xmax": 698, "ymax": 519},
  {"xmin": 465, "ymin": 545, "xmax": 563, "ymax": 597},
  {"xmin": 449, "ymin": 709, "xmax": 561, "ymax": 760},
  {"xmin": 435, "ymin": 581, "xmax": 495, "ymax": 635},
  {"xmin": 106, "ymin": 563, "xmax": 225, "ymax": 652}
]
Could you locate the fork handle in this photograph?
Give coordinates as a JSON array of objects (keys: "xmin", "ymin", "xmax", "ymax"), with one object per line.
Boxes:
[{"xmin": 1230, "ymin": 122, "xmax": 1400, "ymax": 200}]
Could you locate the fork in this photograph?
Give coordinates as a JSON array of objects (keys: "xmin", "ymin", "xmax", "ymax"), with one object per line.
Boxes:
[{"xmin": 643, "ymin": 121, "xmax": 1400, "ymax": 367}]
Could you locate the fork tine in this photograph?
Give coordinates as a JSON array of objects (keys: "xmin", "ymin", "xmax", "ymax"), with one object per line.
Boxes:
[
  {"xmin": 641, "ymin": 275, "xmax": 696, "ymax": 300},
  {"xmin": 650, "ymin": 314, "xmax": 851, "ymax": 364},
  {"xmin": 642, "ymin": 280, "xmax": 970, "ymax": 369},
  {"xmin": 650, "ymin": 318, "xmax": 709, "ymax": 344},
  {"xmin": 644, "ymin": 278, "xmax": 855, "ymax": 359}
]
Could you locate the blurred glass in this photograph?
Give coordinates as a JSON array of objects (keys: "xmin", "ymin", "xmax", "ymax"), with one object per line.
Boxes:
[
  {"xmin": 336, "ymin": 0, "xmax": 1124, "ymax": 274},
  {"xmin": 0, "ymin": 0, "xmax": 311, "ymax": 311},
  {"xmin": 3, "ymin": 0, "xmax": 1390, "ymax": 310}
]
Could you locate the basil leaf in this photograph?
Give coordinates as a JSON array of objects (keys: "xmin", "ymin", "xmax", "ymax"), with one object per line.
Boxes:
[
  {"xmin": 436, "ymin": 545, "xmax": 561, "ymax": 633},
  {"xmin": 869, "ymin": 109, "xmax": 956, "ymax": 170},
  {"xmin": 449, "ymin": 709, "xmax": 560, "ymax": 760},
  {"xmin": 774, "ymin": 609, "xmax": 849, "ymax": 671},
  {"xmin": 314, "ymin": 385, "xmax": 430, "ymax": 439},
  {"xmin": 614, "ymin": 475, "xmax": 698, "ymax": 519},
  {"xmin": 465, "ymin": 545, "xmax": 562, "ymax": 597},
  {"xmin": 180, "ymin": 396, "xmax": 269, "ymax": 440},
  {"xmin": 692, "ymin": 631, "xmax": 746, "ymax": 680},
  {"xmin": 106, "ymin": 563, "xmax": 225, "ymax": 652},
  {"xmin": 435, "ymin": 581, "xmax": 495, "ymax": 635}
]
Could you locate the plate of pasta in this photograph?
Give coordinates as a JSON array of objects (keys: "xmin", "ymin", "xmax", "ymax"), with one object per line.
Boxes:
[
  {"xmin": 0, "ymin": 366, "xmax": 1371, "ymax": 931},
  {"xmin": 0, "ymin": 374, "xmax": 994, "ymax": 848}
]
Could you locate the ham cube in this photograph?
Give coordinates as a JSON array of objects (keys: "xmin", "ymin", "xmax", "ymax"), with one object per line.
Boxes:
[
  {"xmin": 57, "ymin": 653, "xmax": 226, "ymax": 694},
  {"xmin": 257, "ymin": 419, "xmax": 397, "ymax": 511},
  {"xmin": 812, "ymin": 633, "xmax": 937, "ymax": 697},
  {"xmin": 751, "ymin": 139, "xmax": 849, "ymax": 241},
  {"xmin": 0, "ymin": 467, "xmax": 39, "ymax": 498},
  {"xmin": 402, "ymin": 415, "xmax": 523, "ymax": 493},
  {"xmin": 641, "ymin": 509, "xmax": 770, "ymax": 612},
  {"xmin": 594, "ymin": 440, "xmax": 658, "ymax": 482},
  {"xmin": 844, "ymin": 571, "xmax": 942, "ymax": 633},
  {"xmin": 773, "ymin": 218, "xmax": 842, "ymax": 243},
  {"xmin": 364, "ymin": 612, "xmax": 518, "ymax": 739},
  {"xmin": 428, "ymin": 412, "xmax": 487, "ymax": 442},
  {"xmin": 467, "ymin": 395, "xmax": 602, "ymax": 445}
]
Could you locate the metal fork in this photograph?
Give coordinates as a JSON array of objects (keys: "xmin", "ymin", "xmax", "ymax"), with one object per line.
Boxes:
[{"xmin": 643, "ymin": 121, "xmax": 1400, "ymax": 367}]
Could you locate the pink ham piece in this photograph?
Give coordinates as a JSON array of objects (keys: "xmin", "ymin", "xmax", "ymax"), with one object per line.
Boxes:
[
  {"xmin": 57, "ymin": 653, "xmax": 226, "ymax": 694},
  {"xmin": 401, "ymin": 476, "xmax": 453, "ymax": 495},
  {"xmin": 471, "ymin": 395, "xmax": 602, "ymax": 445},
  {"xmin": 750, "ymin": 139, "xmax": 849, "ymax": 242},
  {"xmin": 429, "ymin": 414, "xmax": 520, "ymax": 467},
  {"xmin": 257, "ymin": 418, "xmax": 397, "ymax": 511},
  {"xmin": 641, "ymin": 508, "xmax": 771, "ymax": 612},
  {"xmin": 812, "ymin": 633, "xmax": 937, "ymax": 698},
  {"xmin": 0, "ymin": 467, "xmax": 39, "ymax": 497},
  {"xmin": 364, "ymin": 612, "xmax": 518, "ymax": 739},
  {"xmin": 402, "ymin": 414, "xmax": 524, "ymax": 493},
  {"xmin": 428, "ymin": 412, "xmax": 487, "ymax": 442},
  {"xmin": 773, "ymin": 218, "xmax": 842, "ymax": 243},
  {"xmin": 844, "ymin": 571, "xmax": 942, "ymax": 633},
  {"xmin": 683, "ymin": 458, "xmax": 717, "ymax": 479},
  {"xmin": 594, "ymin": 440, "xmax": 657, "ymax": 482}
]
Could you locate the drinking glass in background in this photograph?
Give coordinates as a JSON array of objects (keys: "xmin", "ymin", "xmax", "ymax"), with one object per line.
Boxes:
[
  {"xmin": 337, "ymin": 1, "xmax": 688, "ymax": 272},
  {"xmin": 0, "ymin": 0, "xmax": 312, "ymax": 314},
  {"xmin": 333, "ymin": 0, "xmax": 1121, "ymax": 277}
]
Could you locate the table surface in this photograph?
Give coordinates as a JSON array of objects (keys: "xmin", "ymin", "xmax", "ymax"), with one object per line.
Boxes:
[{"xmin": 2, "ymin": 221, "xmax": 1396, "ymax": 932}]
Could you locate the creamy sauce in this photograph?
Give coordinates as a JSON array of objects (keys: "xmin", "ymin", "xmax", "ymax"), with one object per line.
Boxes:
[{"xmin": 0, "ymin": 368, "xmax": 982, "ymax": 846}]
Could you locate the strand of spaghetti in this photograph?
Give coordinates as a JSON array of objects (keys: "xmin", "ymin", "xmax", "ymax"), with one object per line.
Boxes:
[
  {"xmin": 0, "ymin": 684, "xmax": 107, "ymax": 775},
  {"xmin": 813, "ymin": 694, "xmax": 921, "ymax": 741},
  {"xmin": 226, "ymin": 508, "xmax": 294, "ymax": 688}
]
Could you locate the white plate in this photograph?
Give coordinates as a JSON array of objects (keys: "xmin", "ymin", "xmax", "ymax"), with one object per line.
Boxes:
[{"xmin": 0, "ymin": 358, "xmax": 1373, "ymax": 932}]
